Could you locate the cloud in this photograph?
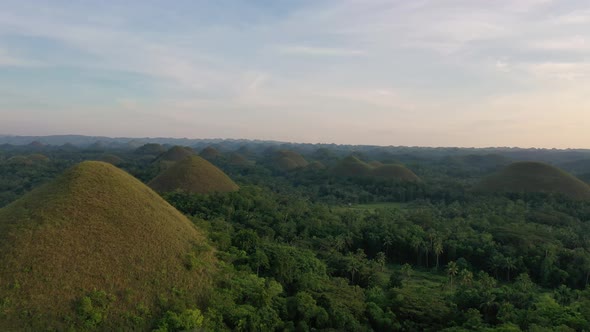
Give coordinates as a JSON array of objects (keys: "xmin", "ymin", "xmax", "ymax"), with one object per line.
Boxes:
[
  {"xmin": 530, "ymin": 36, "xmax": 590, "ymax": 51},
  {"xmin": 0, "ymin": 48, "xmax": 43, "ymax": 67},
  {"xmin": 277, "ymin": 45, "xmax": 367, "ymax": 57}
]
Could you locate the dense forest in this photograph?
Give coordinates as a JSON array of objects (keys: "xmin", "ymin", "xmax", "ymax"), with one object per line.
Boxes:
[{"xmin": 1, "ymin": 138, "xmax": 590, "ymax": 331}]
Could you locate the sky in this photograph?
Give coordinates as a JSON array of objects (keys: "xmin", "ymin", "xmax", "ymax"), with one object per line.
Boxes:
[{"xmin": 0, "ymin": 0, "xmax": 589, "ymax": 148}]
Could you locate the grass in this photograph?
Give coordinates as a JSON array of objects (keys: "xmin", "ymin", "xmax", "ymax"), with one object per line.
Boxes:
[
  {"xmin": 149, "ymin": 155, "xmax": 239, "ymax": 194},
  {"xmin": 476, "ymin": 161, "xmax": 590, "ymax": 200},
  {"xmin": 0, "ymin": 161, "xmax": 216, "ymax": 330}
]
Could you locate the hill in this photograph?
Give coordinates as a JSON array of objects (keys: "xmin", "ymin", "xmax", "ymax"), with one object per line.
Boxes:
[
  {"xmin": 0, "ymin": 161, "xmax": 216, "ymax": 330},
  {"xmin": 273, "ymin": 150, "xmax": 309, "ymax": 171},
  {"xmin": 149, "ymin": 156, "xmax": 239, "ymax": 194},
  {"xmin": 307, "ymin": 161, "xmax": 326, "ymax": 170},
  {"xmin": 228, "ymin": 153, "xmax": 251, "ymax": 166},
  {"xmin": 156, "ymin": 146, "xmax": 196, "ymax": 163},
  {"xmin": 332, "ymin": 156, "xmax": 372, "ymax": 177},
  {"xmin": 134, "ymin": 143, "xmax": 167, "ymax": 155},
  {"xmin": 200, "ymin": 146, "xmax": 221, "ymax": 160},
  {"xmin": 99, "ymin": 153, "xmax": 124, "ymax": 165},
  {"xmin": 371, "ymin": 164, "xmax": 420, "ymax": 181},
  {"xmin": 476, "ymin": 161, "xmax": 590, "ymax": 200}
]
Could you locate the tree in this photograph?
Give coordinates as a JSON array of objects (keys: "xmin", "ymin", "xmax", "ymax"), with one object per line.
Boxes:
[
  {"xmin": 447, "ymin": 261, "xmax": 459, "ymax": 289},
  {"xmin": 375, "ymin": 252, "xmax": 386, "ymax": 272},
  {"xmin": 434, "ymin": 239, "xmax": 444, "ymax": 270},
  {"xmin": 401, "ymin": 263, "xmax": 413, "ymax": 280}
]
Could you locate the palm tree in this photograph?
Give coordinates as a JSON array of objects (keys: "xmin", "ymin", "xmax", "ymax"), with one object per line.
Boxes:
[
  {"xmin": 447, "ymin": 261, "xmax": 459, "ymax": 289},
  {"xmin": 459, "ymin": 269, "xmax": 474, "ymax": 287},
  {"xmin": 434, "ymin": 240, "xmax": 444, "ymax": 270},
  {"xmin": 375, "ymin": 252, "xmax": 386, "ymax": 272}
]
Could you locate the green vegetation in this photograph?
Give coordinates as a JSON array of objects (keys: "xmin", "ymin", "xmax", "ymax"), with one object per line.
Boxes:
[
  {"xmin": 0, "ymin": 161, "xmax": 216, "ymax": 330},
  {"xmin": 149, "ymin": 155, "xmax": 239, "ymax": 194},
  {"xmin": 99, "ymin": 153, "xmax": 124, "ymax": 165},
  {"xmin": 1, "ymin": 141, "xmax": 590, "ymax": 330},
  {"xmin": 477, "ymin": 161, "xmax": 590, "ymax": 200}
]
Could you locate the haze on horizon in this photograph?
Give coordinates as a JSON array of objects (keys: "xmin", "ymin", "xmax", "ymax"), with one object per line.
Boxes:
[{"xmin": 0, "ymin": 0, "xmax": 589, "ymax": 148}]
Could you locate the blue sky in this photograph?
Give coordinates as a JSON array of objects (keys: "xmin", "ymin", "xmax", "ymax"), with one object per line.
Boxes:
[{"xmin": 1, "ymin": 0, "xmax": 589, "ymax": 147}]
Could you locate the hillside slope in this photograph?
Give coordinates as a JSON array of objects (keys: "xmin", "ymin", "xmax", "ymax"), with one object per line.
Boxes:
[
  {"xmin": 476, "ymin": 161, "xmax": 590, "ymax": 200},
  {"xmin": 149, "ymin": 156, "xmax": 239, "ymax": 194},
  {"xmin": 0, "ymin": 161, "xmax": 216, "ymax": 330}
]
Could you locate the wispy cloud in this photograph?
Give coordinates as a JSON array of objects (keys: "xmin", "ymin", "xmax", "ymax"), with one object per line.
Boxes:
[{"xmin": 277, "ymin": 45, "xmax": 367, "ymax": 57}]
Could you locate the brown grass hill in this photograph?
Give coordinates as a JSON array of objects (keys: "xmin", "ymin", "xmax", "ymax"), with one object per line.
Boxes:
[
  {"xmin": 332, "ymin": 156, "xmax": 372, "ymax": 177},
  {"xmin": 273, "ymin": 150, "xmax": 309, "ymax": 171},
  {"xmin": 27, "ymin": 154, "xmax": 50, "ymax": 162},
  {"xmin": 6, "ymin": 154, "xmax": 49, "ymax": 166},
  {"xmin": 200, "ymin": 146, "xmax": 221, "ymax": 160},
  {"xmin": 368, "ymin": 161, "xmax": 383, "ymax": 168},
  {"xmin": 28, "ymin": 141, "xmax": 45, "ymax": 148},
  {"xmin": 154, "ymin": 146, "xmax": 196, "ymax": 169},
  {"xmin": 99, "ymin": 153, "xmax": 124, "ymax": 165},
  {"xmin": 0, "ymin": 161, "xmax": 216, "ymax": 330},
  {"xmin": 371, "ymin": 164, "xmax": 420, "ymax": 182},
  {"xmin": 476, "ymin": 161, "xmax": 590, "ymax": 200},
  {"xmin": 134, "ymin": 143, "xmax": 167, "ymax": 156},
  {"xmin": 156, "ymin": 146, "xmax": 196, "ymax": 162},
  {"xmin": 149, "ymin": 156, "xmax": 239, "ymax": 194},
  {"xmin": 307, "ymin": 161, "xmax": 326, "ymax": 170},
  {"xmin": 228, "ymin": 153, "xmax": 252, "ymax": 166}
]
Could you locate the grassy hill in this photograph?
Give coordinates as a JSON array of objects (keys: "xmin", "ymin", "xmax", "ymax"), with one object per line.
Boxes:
[
  {"xmin": 200, "ymin": 146, "xmax": 221, "ymax": 160},
  {"xmin": 134, "ymin": 143, "xmax": 166, "ymax": 156},
  {"xmin": 149, "ymin": 156, "xmax": 239, "ymax": 194},
  {"xmin": 332, "ymin": 156, "xmax": 373, "ymax": 177},
  {"xmin": 156, "ymin": 146, "xmax": 196, "ymax": 162},
  {"xmin": 228, "ymin": 153, "xmax": 251, "ymax": 166},
  {"xmin": 99, "ymin": 153, "xmax": 124, "ymax": 165},
  {"xmin": 371, "ymin": 164, "xmax": 421, "ymax": 181},
  {"xmin": 307, "ymin": 161, "xmax": 326, "ymax": 170},
  {"xmin": 0, "ymin": 161, "xmax": 216, "ymax": 330},
  {"xmin": 273, "ymin": 150, "xmax": 309, "ymax": 171},
  {"xmin": 476, "ymin": 161, "xmax": 590, "ymax": 200},
  {"xmin": 332, "ymin": 156, "xmax": 420, "ymax": 181}
]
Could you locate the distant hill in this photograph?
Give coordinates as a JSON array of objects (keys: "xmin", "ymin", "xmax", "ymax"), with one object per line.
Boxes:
[
  {"xmin": 273, "ymin": 150, "xmax": 309, "ymax": 171},
  {"xmin": 476, "ymin": 161, "xmax": 590, "ymax": 200},
  {"xmin": 228, "ymin": 152, "xmax": 251, "ymax": 166},
  {"xmin": 371, "ymin": 164, "xmax": 420, "ymax": 181},
  {"xmin": 134, "ymin": 143, "xmax": 167, "ymax": 155},
  {"xmin": 332, "ymin": 156, "xmax": 372, "ymax": 177},
  {"xmin": 0, "ymin": 161, "xmax": 216, "ymax": 330},
  {"xmin": 332, "ymin": 155, "xmax": 420, "ymax": 181},
  {"xmin": 307, "ymin": 161, "xmax": 326, "ymax": 170},
  {"xmin": 149, "ymin": 156, "xmax": 239, "ymax": 194},
  {"xmin": 200, "ymin": 146, "xmax": 221, "ymax": 160},
  {"xmin": 156, "ymin": 146, "xmax": 196, "ymax": 162},
  {"xmin": 99, "ymin": 153, "xmax": 124, "ymax": 165}
]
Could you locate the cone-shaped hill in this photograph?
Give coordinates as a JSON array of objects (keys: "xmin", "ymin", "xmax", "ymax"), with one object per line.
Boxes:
[
  {"xmin": 149, "ymin": 156, "xmax": 239, "ymax": 194},
  {"xmin": 273, "ymin": 150, "xmax": 309, "ymax": 171},
  {"xmin": 156, "ymin": 146, "xmax": 196, "ymax": 163},
  {"xmin": 0, "ymin": 161, "xmax": 216, "ymax": 330},
  {"xmin": 134, "ymin": 143, "xmax": 166, "ymax": 155},
  {"xmin": 332, "ymin": 156, "xmax": 420, "ymax": 181},
  {"xmin": 228, "ymin": 153, "xmax": 252, "ymax": 166},
  {"xmin": 99, "ymin": 153, "xmax": 124, "ymax": 165},
  {"xmin": 476, "ymin": 161, "xmax": 590, "ymax": 200},
  {"xmin": 332, "ymin": 156, "xmax": 372, "ymax": 177},
  {"xmin": 200, "ymin": 146, "xmax": 221, "ymax": 160},
  {"xmin": 371, "ymin": 164, "xmax": 420, "ymax": 181}
]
